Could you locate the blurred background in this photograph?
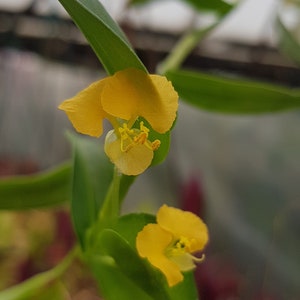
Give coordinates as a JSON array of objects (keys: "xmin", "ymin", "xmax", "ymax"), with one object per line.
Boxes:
[{"xmin": 0, "ymin": 0, "xmax": 300, "ymax": 299}]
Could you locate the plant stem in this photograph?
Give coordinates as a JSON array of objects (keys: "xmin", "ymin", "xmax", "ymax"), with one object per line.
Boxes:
[
  {"xmin": 158, "ymin": 24, "xmax": 217, "ymax": 75},
  {"xmin": 99, "ymin": 167, "xmax": 121, "ymax": 220}
]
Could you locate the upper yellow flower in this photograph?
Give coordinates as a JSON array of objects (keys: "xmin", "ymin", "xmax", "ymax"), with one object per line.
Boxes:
[
  {"xmin": 136, "ymin": 205, "xmax": 209, "ymax": 287},
  {"xmin": 59, "ymin": 68, "xmax": 178, "ymax": 175}
]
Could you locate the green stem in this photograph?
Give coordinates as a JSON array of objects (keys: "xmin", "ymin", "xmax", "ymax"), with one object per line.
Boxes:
[
  {"xmin": 99, "ymin": 167, "xmax": 121, "ymax": 220},
  {"xmin": 157, "ymin": 24, "xmax": 217, "ymax": 75},
  {"xmin": 0, "ymin": 246, "xmax": 79, "ymax": 300}
]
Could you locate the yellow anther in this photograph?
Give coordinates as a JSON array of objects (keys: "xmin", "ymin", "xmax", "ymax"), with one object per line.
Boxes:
[
  {"xmin": 117, "ymin": 121, "xmax": 161, "ymax": 153},
  {"xmin": 134, "ymin": 132, "xmax": 148, "ymax": 145},
  {"xmin": 139, "ymin": 121, "xmax": 149, "ymax": 134},
  {"xmin": 151, "ymin": 140, "xmax": 161, "ymax": 150}
]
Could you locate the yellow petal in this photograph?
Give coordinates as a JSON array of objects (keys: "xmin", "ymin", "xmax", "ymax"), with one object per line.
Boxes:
[
  {"xmin": 136, "ymin": 224, "xmax": 183, "ymax": 287},
  {"xmin": 58, "ymin": 79, "xmax": 107, "ymax": 137},
  {"xmin": 104, "ymin": 130, "xmax": 154, "ymax": 176},
  {"xmin": 101, "ymin": 69, "xmax": 178, "ymax": 133},
  {"xmin": 157, "ymin": 205, "xmax": 209, "ymax": 253}
]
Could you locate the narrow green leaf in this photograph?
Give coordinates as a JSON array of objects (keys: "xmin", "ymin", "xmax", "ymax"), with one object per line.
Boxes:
[
  {"xmin": 129, "ymin": 0, "xmax": 234, "ymax": 15},
  {"xmin": 0, "ymin": 247, "xmax": 77, "ymax": 300},
  {"xmin": 277, "ymin": 16, "xmax": 300, "ymax": 66},
  {"xmin": 88, "ymin": 255, "xmax": 153, "ymax": 300},
  {"xmin": 184, "ymin": 0, "xmax": 233, "ymax": 15},
  {"xmin": 58, "ymin": 0, "xmax": 146, "ymax": 75},
  {"xmin": 68, "ymin": 133, "xmax": 114, "ymax": 248},
  {"xmin": 0, "ymin": 162, "xmax": 70, "ymax": 210},
  {"xmin": 167, "ymin": 69, "xmax": 300, "ymax": 114},
  {"xmin": 95, "ymin": 229, "xmax": 171, "ymax": 300}
]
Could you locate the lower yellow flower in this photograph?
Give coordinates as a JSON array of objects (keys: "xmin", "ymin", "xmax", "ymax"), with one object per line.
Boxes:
[{"xmin": 136, "ymin": 205, "xmax": 209, "ymax": 287}]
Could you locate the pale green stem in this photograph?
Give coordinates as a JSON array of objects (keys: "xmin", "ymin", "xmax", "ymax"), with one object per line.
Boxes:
[
  {"xmin": 0, "ymin": 246, "xmax": 79, "ymax": 300},
  {"xmin": 157, "ymin": 24, "xmax": 217, "ymax": 75},
  {"xmin": 99, "ymin": 167, "xmax": 121, "ymax": 220}
]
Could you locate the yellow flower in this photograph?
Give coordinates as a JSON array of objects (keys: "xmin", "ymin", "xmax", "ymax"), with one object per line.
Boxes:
[
  {"xmin": 136, "ymin": 205, "xmax": 209, "ymax": 287},
  {"xmin": 59, "ymin": 68, "xmax": 178, "ymax": 176}
]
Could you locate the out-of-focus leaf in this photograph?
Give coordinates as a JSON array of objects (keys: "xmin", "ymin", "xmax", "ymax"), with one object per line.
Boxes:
[
  {"xmin": 277, "ymin": 16, "xmax": 300, "ymax": 66},
  {"xmin": 68, "ymin": 133, "xmax": 114, "ymax": 248},
  {"xmin": 129, "ymin": 0, "xmax": 234, "ymax": 15},
  {"xmin": 58, "ymin": 0, "xmax": 146, "ymax": 75},
  {"xmin": 184, "ymin": 0, "xmax": 233, "ymax": 15},
  {"xmin": 128, "ymin": 0, "xmax": 150, "ymax": 4},
  {"xmin": 0, "ymin": 248, "xmax": 77, "ymax": 300},
  {"xmin": 0, "ymin": 162, "xmax": 70, "ymax": 210},
  {"xmin": 167, "ymin": 69, "xmax": 300, "ymax": 113},
  {"xmin": 0, "ymin": 281, "xmax": 66, "ymax": 300}
]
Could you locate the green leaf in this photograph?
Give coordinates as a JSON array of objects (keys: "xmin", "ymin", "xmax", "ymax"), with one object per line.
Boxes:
[
  {"xmin": 68, "ymin": 133, "xmax": 114, "ymax": 248},
  {"xmin": 129, "ymin": 0, "xmax": 234, "ymax": 15},
  {"xmin": 0, "ymin": 162, "xmax": 70, "ymax": 210},
  {"xmin": 113, "ymin": 213, "xmax": 156, "ymax": 247},
  {"xmin": 0, "ymin": 248, "xmax": 77, "ymax": 300},
  {"xmin": 183, "ymin": 0, "xmax": 233, "ymax": 15},
  {"xmin": 168, "ymin": 272, "xmax": 198, "ymax": 300},
  {"xmin": 88, "ymin": 255, "xmax": 153, "ymax": 300},
  {"xmin": 277, "ymin": 16, "xmax": 300, "ymax": 66},
  {"xmin": 58, "ymin": 0, "xmax": 146, "ymax": 75},
  {"xmin": 167, "ymin": 69, "xmax": 300, "ymax": 114},
  {"xmin": 94, "ymin": 229, "xmax": 171, "ymax": 299}
]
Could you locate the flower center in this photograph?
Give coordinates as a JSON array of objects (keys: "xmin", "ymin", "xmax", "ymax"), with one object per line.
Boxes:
[
  {"xmin": 118, "ymin": 121, "xmax": 161, "ymax": 153},
  {"xmin": 166, "ymin": 236, "xmax": 191, "ymax": 257}
]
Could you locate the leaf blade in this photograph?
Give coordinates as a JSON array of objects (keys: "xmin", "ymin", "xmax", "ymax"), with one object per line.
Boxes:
[
  {"xmin": 167, "ymin": 69, "xmax": 300, "ymax": 114},
  {"xmin": 59, "ymin": 0, "xmax": 146, "ymax": 75},
  {"xmin": 68, "ymin": 133, "xmax": 114, "ymax": 248},
  {"xmin": 0, "ymin": 162, "xmax": 71, "ymax": 210}
]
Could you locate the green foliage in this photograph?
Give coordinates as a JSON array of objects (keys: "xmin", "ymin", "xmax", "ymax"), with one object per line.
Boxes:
[
  {"xmin": 0, "ymin": 162, "xmax": 70, "ymax": 210},
  {"xmin": 58, "ymin": 0, "xmax": 146, "ymax": 75},
  {"xmin": 184, "ymin": 0, "xmax": 234, "ymax": 15},
  {"xmin": 0, "ymin": 248, "xmax": 77, "ymax": 300},
  {"xmin": 167, "ymin": 69, "xmax": 300, "ymax": 114},
  {"xmin": 129, "ymin": 0, "xmax": 234, "ymax": 16},
  {"xmin": 68, "ymin": 133, "xmax": 114, "ymax": 248}
]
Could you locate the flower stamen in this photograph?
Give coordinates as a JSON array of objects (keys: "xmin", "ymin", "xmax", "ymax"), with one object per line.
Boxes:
[{"xmin": 119, "ymin": 121, "xmax": 161, "ymax": 153}]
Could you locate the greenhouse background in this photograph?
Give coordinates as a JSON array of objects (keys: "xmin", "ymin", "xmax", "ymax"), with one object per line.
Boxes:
[{"xmin": 0, "ymin": 0, "xmax": 300, "ymax": 299}]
